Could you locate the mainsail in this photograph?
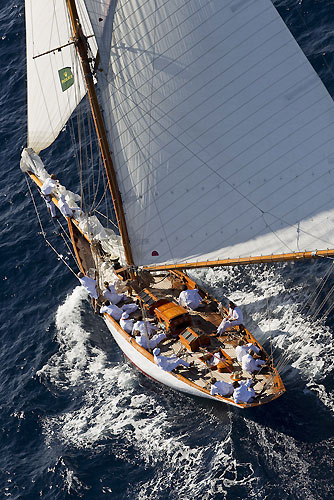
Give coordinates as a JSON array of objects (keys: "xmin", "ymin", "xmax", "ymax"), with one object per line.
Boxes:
[
  {"xmin": 26, "ymin": 0, "xmax": 97, "ymax": 153},
  {"xmin": 82, "ymin": 0, "xmax": 334, "ymax": 268},
  {"xmin": 25, "ymin": 1, "xmax": 334, "ymax": 269}
]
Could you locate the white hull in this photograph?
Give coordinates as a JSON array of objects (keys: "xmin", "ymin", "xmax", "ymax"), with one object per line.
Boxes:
[{"xmin": 104, "ymin": 315, "xmax": 239, "ymax": 407}]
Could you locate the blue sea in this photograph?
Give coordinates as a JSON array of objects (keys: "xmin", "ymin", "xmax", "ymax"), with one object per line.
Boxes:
[{"xmin": 1, "ymin": 1, "xmax": 334, "ymax": 499}]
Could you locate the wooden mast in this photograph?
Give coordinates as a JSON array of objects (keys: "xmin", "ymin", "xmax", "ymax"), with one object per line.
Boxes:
[{"xmin": 66, "ymin": 0, "xmax": 134, "ymax": 268}]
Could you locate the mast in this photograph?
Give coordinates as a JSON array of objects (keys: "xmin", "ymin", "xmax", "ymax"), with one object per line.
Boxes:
[{"xmin": 66, "ymin": 0, "xmax": 134, "ymax": 268}]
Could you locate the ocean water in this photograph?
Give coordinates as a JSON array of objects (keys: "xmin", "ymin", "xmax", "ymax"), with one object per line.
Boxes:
[{"xmin": 1, "ymin": 1, "xmax": 334, "ymax": 499}]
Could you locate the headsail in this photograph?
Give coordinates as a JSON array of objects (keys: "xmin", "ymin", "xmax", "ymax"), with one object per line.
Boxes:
[
  {"xmin": 25, "ymin": 0, "xmax": 97, "ymax": 153},
  {"xmin": 82, "ymin": 0, "xmax": 334, "ymax": 268}
]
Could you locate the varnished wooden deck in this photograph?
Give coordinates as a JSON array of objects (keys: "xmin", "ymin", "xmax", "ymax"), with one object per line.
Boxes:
[{"xmin": 131, "ymin": 272, "xmax": 285, "ymax": 406}]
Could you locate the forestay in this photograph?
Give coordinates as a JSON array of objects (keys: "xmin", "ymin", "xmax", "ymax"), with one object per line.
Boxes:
[
  {"xmin": 80, "ymin": 1, "xmax": 334, "ymax": 267},
  {"xmin": 25, "ymin": 0, "xmax": 97, "ymax": 153}
]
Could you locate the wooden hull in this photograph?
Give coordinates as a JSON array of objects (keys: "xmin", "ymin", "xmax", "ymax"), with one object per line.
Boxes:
[
  {"xmin": 103, "ymin": 312, "xmax": 285, "ymax": 409},
  {"xmin": 104, "ymin": 314, "xmax": 242, "ymax": 406}
]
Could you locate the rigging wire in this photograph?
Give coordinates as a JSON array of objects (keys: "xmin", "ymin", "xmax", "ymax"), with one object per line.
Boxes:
[
  {"xmin": 104, "ymin": 169, "xmax": 111, "ymax": 228},
  {"xmin": 265, "ymin": 284, "xmax": 274, "ymax": 368},
  {"xmin": 82, "ymin": 98, "xmax": 92, "ymax": 212},
  {"xmin": 77, "ymin": 104, "xmax": 86, "ymax": 213},
  {"xmin": 300, "ymin": 260, "xmax": 334, "ymax": 315},
  {"xmin": 63, "ymin": 35, "xmax": 116, "ymax": 240},
  {"xmin": 309, "ymin": 280, "xmax": 334, "ymax": 322},
  {"xmin": 261, "ymin": 258, "xmax": 334, "ymax": 373},
  {"xmin": 97, "ymin": 164, "xmax": 124, "ymax": 260},
  {"xmin": 24, "ymin": 175, "xmax": 79, "ymax": 278},
  {"xmin": 320, "ymin": 295, "xmax": 334, "ymax": 320},
  {"xmin": 274, "ymin": 282, "xmax": 334, "ymax": 374},
  {"xmin": 64, "ymin": 5, "xmax": 87, "ymax": 216},
  {"xmin": 87, "ymin": 96, "xmax": 95, "ymax": 210},
  {"xmin": 89, "ymin": 147, "xmax": 104, "ymax": 212},
  {"xmin": 93, "ymin": 209, "xmax": 119, "ymax": 230},
  {"xmin": 55, "ymin": 218, "xmax": 80, "ymax": 264},
  {"xmin": 61, "ymin": 74, "xmax": 123, "ymax": 263}
]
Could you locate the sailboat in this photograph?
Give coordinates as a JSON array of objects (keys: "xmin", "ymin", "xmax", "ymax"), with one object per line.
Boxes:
[{"xmin": 20, "ymin": 0, "xmax": 334, "ymax": 408}]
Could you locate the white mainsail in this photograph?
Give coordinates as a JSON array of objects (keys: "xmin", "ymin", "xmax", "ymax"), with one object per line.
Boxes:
[
  {"xmin": 25, "ymin": 0, "xmax": 97, "ymax": 153},
  {"xmin": 83, "ymin": 0, "xmax": 334, "ymax": 267}
]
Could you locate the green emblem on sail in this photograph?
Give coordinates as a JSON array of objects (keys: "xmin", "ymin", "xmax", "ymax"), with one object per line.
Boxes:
[{"xmin": 58, "ymin": 67, "xmax": 74, "ymax": 92}]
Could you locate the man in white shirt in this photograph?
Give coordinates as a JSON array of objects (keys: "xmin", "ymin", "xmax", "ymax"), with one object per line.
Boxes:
[
  {"xmin": 235, "ymin": 342, "xmax": 249, "ymax": 363},
  {"xmin": 178, "ymin": 285, "xmax": 203, "ymax": 310},
  {"xmin": 41, "ymin": 174, "xmax": 57, "ymax": 195},
  {"xmin": 41, "ymin": 174, "xmax": 58, "ymax": 218},
  {"xmin": 233, "ymin": 379, "xmax": 255, "ymax": 404},
  {"xmin": 134, "ymin": 328, "xmax": 149, "ymax": 349},
  {"xmin": 217, "ymin": 301, "xmax": 243, "ymax": 335},
  {"xmin": 132, "ymin": 317, "xmax": 165, "ymax": 350},
  {"xmin": 153, "ymin": 348, "xmax": 190, "ymax": 372},
  {"xmin": 132, "ymin": 318, "xmax": 158, "ymax": 337},
  {"xmin": 58, "ymin": 194, "xmax": 72, "ymax": 217},
  {"xmin": 235, "ymin": 340, "xmax": 260, "ymax": 363},
  {"xmin": 102, "ymin": 281, "xmax": 126, "ymax": 305},
  {"xmin": 100, "ymin": 300, "xmax": 123, "ymax": 321},
  {"xmin": 78, "ymin": 272, "xmax": 98, "ymax": 299},
  {"xmin": 137, "ymin": 331, "xmax": 166, "ymax": 350},
  {"xmin": 207, "ymin": 351, "xmax": 224, "ymax": 367},
  {"xmin": 121, "ymin": 303, "xmax": 138, "ymax": 315},
  {"xmin": 58, "ymin": 194, "xmax": 81, "ymax": 218},
  {"xmin": 242, "ymin": 351, "xmax": 265, "ymax": 374},
  {"xmin": 120, "ymin": 312, "xmax": 135, "ymax": 334},
  {"xmin": 210, "ymin": 380, "xmax": 234, "ymax": 397}
]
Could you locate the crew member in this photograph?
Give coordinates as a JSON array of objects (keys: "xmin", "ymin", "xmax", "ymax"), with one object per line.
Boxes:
[
  {"xmin": 120, "ymin": 312, "xmax": 135, "ymax": 334},
  {"xmin": 210, "ymin": 380, "xmax": 234, "ymax": 397},
  {"xmin": 78, "ymin": 272, "xmax": 98, "ymax": 299},
  {"xmin": 232, "ymin": 379, "xmax": 255, "ymax": 404},
  {"xmin": 178, "ymin": 285, "xmax": 203, "ymax": 310},
  {"xmin": 241, "ymin": 350, "xmax": 265, "ymax": 374},
  {"xmin": 235, "ymin": 340, "xmax": 260, "ymax": 363},
  {"xmin": 100, "ymin": 300, "xmax": 123, "ymax": 321},
  {"xmin": 41, "ymin": 174, "xmax": 58, "ymax": 218},
  {"xmin": 217, "ymin": 301, "xmax": 243, "ymax": 335},
  {"xmin": 102, "ymin": 281, "xmax": 126, "ymax": 305},
  {"xmin": 153, "ymin": 348, "xmax": 190, "ymax": 372}
]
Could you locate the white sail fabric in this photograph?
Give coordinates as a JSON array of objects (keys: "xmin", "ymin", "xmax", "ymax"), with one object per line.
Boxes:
[
  {"xmin": 84, "ymin": 0, "xmax": 334, "ymax": 267},
  {"xmin": 25, "ymin": 0, "xmax": 96, "ymax": 153}
]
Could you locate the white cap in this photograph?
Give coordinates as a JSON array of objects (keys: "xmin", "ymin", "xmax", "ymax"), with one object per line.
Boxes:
[{"xmin": 121, "ymin": 312, "xmax": 129, "ymax": 319}]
